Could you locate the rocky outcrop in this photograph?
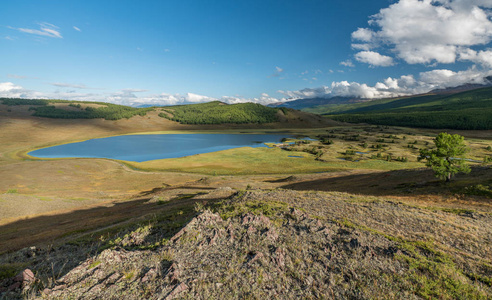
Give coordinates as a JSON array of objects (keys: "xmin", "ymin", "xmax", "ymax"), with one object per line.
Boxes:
[
  {"xmin": 22, "ymin": 206, "xmax": 404, "ymax": 299},
  {"xmin": 1, "ymin": 189, "xmax": 491, "ymax": 299}
]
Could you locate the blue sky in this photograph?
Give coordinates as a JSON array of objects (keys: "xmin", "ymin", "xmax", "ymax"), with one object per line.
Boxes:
[{"xmin": 1, "ymin": 0, "xmax": 492, "ymax": 106}]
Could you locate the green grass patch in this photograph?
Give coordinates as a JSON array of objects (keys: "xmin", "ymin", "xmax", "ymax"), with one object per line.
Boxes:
[
  {"xmin": 88, "ymin": 260, "xmax": 101, "ymax": 269},
  {"xmin": 124, "ymin": 146, "xmax": 421, "ymax": 175},
  {"xmin": 463, "ymin": 184, "xmax": 492, "ymax": 198},
  {"xmin": 0, "ymin": 262, "xmax": 27, "ymax": 280}
]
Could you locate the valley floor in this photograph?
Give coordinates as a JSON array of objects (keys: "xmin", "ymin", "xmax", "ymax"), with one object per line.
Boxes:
[{"xmin": 1, "ymin": 110, "xmax": 492, "ymax": 299}]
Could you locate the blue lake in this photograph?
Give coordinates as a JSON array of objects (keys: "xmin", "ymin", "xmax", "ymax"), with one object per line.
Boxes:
[{"xmin": 28, "ymin": 134, "xmax": 291, "ymax": 162}]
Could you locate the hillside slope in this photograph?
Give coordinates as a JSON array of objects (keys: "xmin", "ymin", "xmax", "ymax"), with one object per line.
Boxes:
[
  {"xmin": 1, "ymin": 189, "xmax": 491, "ymax": 299},
  {"xmin": 306, "ymin": 87, "xmax": 492, "ymax": 129}
]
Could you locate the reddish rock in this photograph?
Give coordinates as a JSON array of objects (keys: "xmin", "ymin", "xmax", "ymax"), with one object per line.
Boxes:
[
  {"xmin": 141, "ymin": 268, "xmax": 157, "ymax": 283},
  {"xmin": 14, "ymin": 269, "xmax": 35, "ymax": 286},
  {"xmin": 42, "ymin": 288, "xmax": 52, "ymax": 295},
  {"xmin": 274, "ymin": 248, "xmax": 285, "ymax": 270},
  {"xmin": 247, "ymin": 225, "xmax": 257, "ymax": 234},
  {"xmin": 52, "ymin": 284, "xmax": 67, "ymax": 291},
  {"xmin": 266, "ymin": 228, "xmax": 279, "ymax": 241},
  {"xmin": 166, "ymin": 263, "xmax": 181, "ymax": 284},
  {"xmin": 247, "ymin": 252, "xmax": 264, "ymax": 266},
  {"xmin": 163, "ymin": 282, "xmax": 188, "ymax": 300},
  {"xmin": 169, "ymin": 227, "xmax": 187, "ymax": 242},
  {"xmin": 105, "ymin": 272, "xmax": 122, "ymax": 284}
]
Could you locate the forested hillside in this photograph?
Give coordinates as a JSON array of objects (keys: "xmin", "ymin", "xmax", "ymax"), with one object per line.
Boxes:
[
  {"xmin": 314, "ymin": 87, "xmax": 492, "ymax": 130},
  {"xmin": 1, "ymin": 98, "xmax": 154, "ymax": 120},
  {"xmin": 159, "ymin": 101, "xmax": 285, "ymax": 124}
]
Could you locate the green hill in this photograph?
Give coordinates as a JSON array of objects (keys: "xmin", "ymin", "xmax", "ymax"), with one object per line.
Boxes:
[
  {"xmin": 307, "ymin": 87, "xmax": 492, "ymax": 130},
  {"xmin": 0, "ymin": 98, "xmax": 153, "ymax": 120},
  {"xmin": 159, "ymin": 101, "xmax": 286, "ymax": 124},
  {"xmin": 1, "ymin": 98, "xmax": 291, "ymax": 125}
]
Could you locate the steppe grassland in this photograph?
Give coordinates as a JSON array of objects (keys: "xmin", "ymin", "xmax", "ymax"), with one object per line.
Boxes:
[{"xmin": 1, "ymin": 104, "xmax": 492, "ymax": 225}]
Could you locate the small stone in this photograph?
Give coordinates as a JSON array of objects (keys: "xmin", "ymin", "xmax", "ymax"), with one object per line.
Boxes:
[
  {"xmin": 105, "ymin": 272, "xmax": 122, "ymax": 284},
  {"xmin": 52, "ymin": 284, "xmax": 67, "ymax": 291},
  {"xmin": 247, "ymin": 225, "xmax": 257, "ymax": 234},
  {"xmin": 247, "ymin": 252, "xmax": 264, "ymax": 265},
  {"xmin": 274, "ymin": 248, "xmax": 285, "ymax": 270},
  {"xmin": 266, "ymin": 228, "xmax": 279, "ymax": 241},
  {"xmin": 161, "ymin": 282, "xmax": 189, "ymax": 300},
  {"xmin": 14, "ymin": 269, "xmax": 35, "ymax": 285},
  {"xmin": 141, "ymin": 268, "xmax": 157, "ymax": 283}
]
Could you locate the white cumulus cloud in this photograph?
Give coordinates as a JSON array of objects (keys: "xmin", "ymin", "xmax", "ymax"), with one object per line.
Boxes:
[
  {"xmin": 352, "ymin": 0, "xmax": 492, "ymax": 66},
  {"xmin": 340, "ymin": 60, "xmax": 355, "ymax": 67},
  {"xmin": 0, "ymin": 82, "xmax": 38, "ymax": 98},
  {"xmin": 355, "ymin": 51, "xmax": 395, "ymax": 67},
  {"xmin": 351, "ymin": 28, "xmax": 375, "ymax": 42},
  {"xmin": 279, "ymin": 67, "xmax": 492, "ymax": 100},
  {"xmin": 459, "ymin": 48, "xmax": 492, "ymax": 68}
]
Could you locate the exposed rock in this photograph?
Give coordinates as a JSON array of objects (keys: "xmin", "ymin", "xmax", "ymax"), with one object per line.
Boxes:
[
  {"xmin": 14, "ymin": 269, "xmax": 35, "ymax": 285},
  {"xmin": 141, "ymin": 268, "xmax": 157, "ymax": 283},
  {"xmin": 1, "ymin": 189, "xmax": 491, "ymax": 299},
  {"xmin": 160, "ymin": 282, "xmax": 188, "ymax": 300}
]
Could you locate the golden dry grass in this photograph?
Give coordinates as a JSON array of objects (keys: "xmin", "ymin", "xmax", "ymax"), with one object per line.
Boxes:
[{"xmin": 1, "ymin": 105, "xmax": 491, "ymax": 258}]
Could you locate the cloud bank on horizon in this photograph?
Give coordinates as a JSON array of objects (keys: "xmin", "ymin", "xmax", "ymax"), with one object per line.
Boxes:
[{"xmin": 1, "ymin": 0, "xmax": 492, "ymax": 106}]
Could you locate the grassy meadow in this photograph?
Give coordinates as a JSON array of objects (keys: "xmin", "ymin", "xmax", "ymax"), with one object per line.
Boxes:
[{"xmin": 1, "ymin": 101, "xmax": 492, "ymax": 298}]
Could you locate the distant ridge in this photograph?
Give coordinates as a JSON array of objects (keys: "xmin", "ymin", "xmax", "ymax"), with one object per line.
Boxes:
[
  {"xmin": 429, "ymin": 76, "xmax": 492, "ymax": 95},
  {"xmin": 270, "ymin": 77, "xmax": 492, "ymax": 111},
  {"xmin": 324, "ymin": 86, "xmax": 492, "ymax": 130},
  {"xmin": 268, "ymin": 96, "xmax": 364, "ymax": 110}
]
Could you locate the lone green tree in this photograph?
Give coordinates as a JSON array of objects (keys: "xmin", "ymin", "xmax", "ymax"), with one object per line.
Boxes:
[{"xmin": 418, "ymin": 132, "xmax": 470, "ymax": 182}]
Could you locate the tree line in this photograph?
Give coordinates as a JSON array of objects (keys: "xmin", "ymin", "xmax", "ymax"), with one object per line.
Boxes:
[{"xmin": 330, "ymin": 109, "xmax": 492, "ymax": 130}]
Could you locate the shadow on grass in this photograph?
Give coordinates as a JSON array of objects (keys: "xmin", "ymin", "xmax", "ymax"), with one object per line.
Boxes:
[
  {"xmin": 1, "ymin": 198, "xmax": 152, "ymax": 255},
  {"xmin": 281, "ymin": 165, "xmax": 492, "ymax": 197},
  {"xmin": 0, "ymin": 185, "xmax": 222, "ymax": 254},
  {"xmin": 0, "ymin": 186, "xmax": 233, "ymax": 295}
]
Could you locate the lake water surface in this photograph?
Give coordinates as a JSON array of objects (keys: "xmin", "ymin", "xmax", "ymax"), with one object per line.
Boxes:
[{"xmin": 28, "ymin": 134, "xmax": 291, "ymax": 162}]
